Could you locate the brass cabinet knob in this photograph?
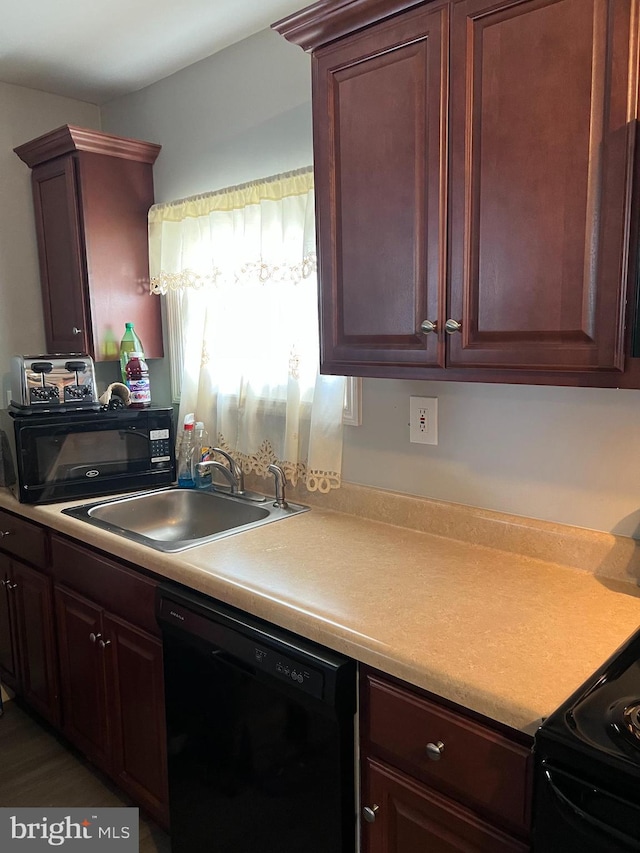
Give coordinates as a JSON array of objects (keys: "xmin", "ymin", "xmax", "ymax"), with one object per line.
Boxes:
[
  {"xmin": 420, "ymin": 320, "xmax": 437, "ymax": 334},
  {"xmin": 426, "ymin": 740, "xmax": 445, "ymax": 761},
  {"xmin": 444, "ymin": 319, "xmax": 462, "ymax": 334},
  {"xmin": 363, "ymin": 804, "xmax": 379, "ymax": 823}
]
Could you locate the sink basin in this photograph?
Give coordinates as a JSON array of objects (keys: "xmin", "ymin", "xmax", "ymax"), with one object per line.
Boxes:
[{"xmin": 62, "ymin": 487, "xmax": 308, "ymax": 552}]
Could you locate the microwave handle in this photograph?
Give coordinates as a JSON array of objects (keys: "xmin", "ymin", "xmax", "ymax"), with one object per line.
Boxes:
[{"xmin": 542, "ymin": 762, "xmax": 640, "ymax": 848}]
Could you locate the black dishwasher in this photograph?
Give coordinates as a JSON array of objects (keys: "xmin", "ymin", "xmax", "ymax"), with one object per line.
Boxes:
[{"xmin": 158, "ymin": 583, "xmax": 357, "ymax": 853}]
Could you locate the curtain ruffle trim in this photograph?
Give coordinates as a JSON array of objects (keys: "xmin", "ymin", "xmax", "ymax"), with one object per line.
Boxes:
[
  {"xmin": 150, "ymin": 254, "xmax": 317, "ymax": 294},
  {"xmin": 149, "ymin": 167, "xmax": 314, "ymax": 222},
  {"xmin": 217, "ymin": 435, "xmax": 340, "ymax": 494}
]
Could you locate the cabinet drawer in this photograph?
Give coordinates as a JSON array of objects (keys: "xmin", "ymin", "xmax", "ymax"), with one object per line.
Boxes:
[
  {"xmin": 365, "ymin": 674, "xmax": 531, "ymax": 833},
  {"xmin": 0, "ymin": 509, "xmax": 47, "ymax": 569},
  {"xmin": 51, "ymin": 535, "xmax": 158, "ymax": 636}
]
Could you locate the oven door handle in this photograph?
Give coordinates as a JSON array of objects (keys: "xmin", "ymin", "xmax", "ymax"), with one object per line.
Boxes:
[{"xmin": 543, "ymin": 762, "xmax": 640, "ymax": 850}]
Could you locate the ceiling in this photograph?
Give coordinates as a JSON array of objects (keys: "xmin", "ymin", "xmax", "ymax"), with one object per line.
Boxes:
[{"xmin": 1, "ymin": 0, "xmax": 306, "ymax": 105}]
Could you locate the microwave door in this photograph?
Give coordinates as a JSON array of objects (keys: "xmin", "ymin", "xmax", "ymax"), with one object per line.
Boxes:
[{"xmin": 27, "ymin": 425, "xmax": 150, "ymax": 486}]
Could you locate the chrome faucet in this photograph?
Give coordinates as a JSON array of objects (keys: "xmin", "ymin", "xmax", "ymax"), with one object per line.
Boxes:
[
  {"xmin": 268, "ymin": 463, "xmax": 288, "ymax": 509},
  {"xmin": 195, "ymin": 460, "xmax": 237, "ymax": 493},
  {"xmin": 197, "ymin": 448, "xmax": 244, "ymax": 496}
]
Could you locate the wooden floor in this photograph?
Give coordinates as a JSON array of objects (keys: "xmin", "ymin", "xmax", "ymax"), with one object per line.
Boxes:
[{"xmin": 0, "ymin": 699, "xmax": 170, "ymax": 852}]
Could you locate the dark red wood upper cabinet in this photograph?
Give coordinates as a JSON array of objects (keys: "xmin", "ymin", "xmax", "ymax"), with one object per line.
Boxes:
[
  {"xmin": 276, "ymin": 0, "xmax": 640, "ymax": 385},
  {"xmin": 313, "ymin": 3, "xmax": 448, "ymax": 372},
  {"xmin": 448, "ymin": 0, "xmax": 636, "ymax": 372},
  {"xmin": 15, "ymin": 126, "xmax": 163, "ymax": 363}
]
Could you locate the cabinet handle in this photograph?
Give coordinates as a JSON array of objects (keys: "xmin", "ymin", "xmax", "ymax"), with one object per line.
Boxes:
[
  {"xmin": 1, "ymin": 579, "xmax": 10, "ymax": 587},
  {"xmin": 426, "ymin": 740, "xmax": 445, "ymax": 761},
  {"xmin": 420, "ymin": 320, "xmax": 437, "ymax": 335},
  {"xmin": 444, "ymin": 319, "xmax": 462, "ymax": 335},
  {"xmin": 89, "ymin": 632, "xmax": 102, "ymax": 644},
  {"xmin": 363, "ymin": 804, "xmax": 379, "ymax": 823},
  {"xmin": 98, "ymin": 638, "xmax": 111, "ymax": 649},
  {"xmin": 8, "ymin": 582, "xmax": 17, "ymax": 591},
  {"xmin": 0, "ymin": 530, "xmax": 12, "ymax": 538},
  {"xmin": 72, "ymin": 327, "xmax": 83, "ymax": 335}
]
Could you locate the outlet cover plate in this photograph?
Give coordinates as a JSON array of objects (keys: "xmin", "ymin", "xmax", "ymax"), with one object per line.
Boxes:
[{"xmin": 410, "ymin": 396, "xmax": 438, "ymax": 445}]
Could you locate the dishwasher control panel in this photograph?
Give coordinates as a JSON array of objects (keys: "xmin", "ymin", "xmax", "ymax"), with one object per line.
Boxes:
[
  {"xmin": 159, "ymin": 594, "xmax": 326, "ymax": 700},
  {"xmin": 253, "ymin": 643, "xmax": 324, "ymax": 698}
]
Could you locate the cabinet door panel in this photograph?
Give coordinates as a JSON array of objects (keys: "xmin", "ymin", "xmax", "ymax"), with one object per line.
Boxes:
[
  {"xmin": 104, "ymin": 613, "xmax": 168, "ymax": 827},
  {"xmin": 449, "ymin": 0, "xmax": 636, "ymax": 370},
  {"xmin": 314, "ymin": 4, "xmax": 448, "ymax": 373},
  {"xmin": 362, "ymin": 758, "xmax": 528, "ymax": 853},
  {"xmin": 55, "ymin": 586, "xmax": 110, "ymax": 769},
  {"xmin": 0, "ymin": 554, "xmax": 18, "ymax": 689},
  {"xmin": 31, "ymin": 158, "xmax": 89, "ymax": 354},
  {"xmin": 12, "ymin": 561, "xmax": 59, "ymax": 726}
]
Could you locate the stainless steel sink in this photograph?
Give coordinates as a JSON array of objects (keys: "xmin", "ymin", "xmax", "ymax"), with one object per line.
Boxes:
[{"xmin": 62, "ymin": 487, "xmax": 308, "ymax": 552}]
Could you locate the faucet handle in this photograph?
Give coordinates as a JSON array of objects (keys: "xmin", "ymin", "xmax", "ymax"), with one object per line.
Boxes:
[{"xmin": 268, "ymin": 464, "xmax": 288, "ymax": 509}]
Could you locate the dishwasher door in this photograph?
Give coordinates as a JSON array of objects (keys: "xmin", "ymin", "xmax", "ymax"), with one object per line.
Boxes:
[{"xmin": 158, "ymin": 584, "xmax": 357, "ymax": 853}]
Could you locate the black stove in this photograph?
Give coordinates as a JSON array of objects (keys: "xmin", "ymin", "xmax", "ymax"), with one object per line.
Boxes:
[{"xmin": 533, "ymin": 629, "xmax": 640, "ymax": 851}]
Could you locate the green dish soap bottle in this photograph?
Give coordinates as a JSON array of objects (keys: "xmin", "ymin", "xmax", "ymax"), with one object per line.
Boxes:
[{"xmin": 119, "ymin": 322, "xmax": 145, "ymax": 383}]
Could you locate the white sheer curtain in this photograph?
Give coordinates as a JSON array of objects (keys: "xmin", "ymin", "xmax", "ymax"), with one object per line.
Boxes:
[{"xmin": 148, "ymin": 168, "xmax": 345, "ymax": 492}]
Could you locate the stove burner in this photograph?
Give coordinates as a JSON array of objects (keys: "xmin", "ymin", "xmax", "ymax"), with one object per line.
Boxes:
[
  {"xmin": 605, "ymin": 698, "xmax": 640, "ymax": 752},
  {"xmin": 622, "ymin": 703, "xmax": 640, "ymax": 745}
]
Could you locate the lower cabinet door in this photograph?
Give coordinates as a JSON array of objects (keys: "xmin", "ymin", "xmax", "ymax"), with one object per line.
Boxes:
[
  {"xmin": 0, "ymin": 554, "xmax": 18, "ymax": 690},
  {"xmin": 55, "ymin": 586, "xmax": 110, "ymax": 770},
  {"xmin": 362, "ymin": 758, "xmax": 528, "ymax": 853},
  {"xmin": 104, "ymin": 613, "xmax": 169, "ymax": 828},
  {"xmin": 12, "ymin": 561, "xmax": 59, "ymax": 725}
]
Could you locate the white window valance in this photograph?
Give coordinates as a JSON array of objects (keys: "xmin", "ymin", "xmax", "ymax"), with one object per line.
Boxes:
[{"xmin": 149, "ymin": 168, "xmax": 317, "ymax": 295}]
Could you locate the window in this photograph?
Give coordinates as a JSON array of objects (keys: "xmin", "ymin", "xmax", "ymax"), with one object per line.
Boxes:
[{"xmin": 149, "ymin": 168, "xmax": 356, "ymax": 492}]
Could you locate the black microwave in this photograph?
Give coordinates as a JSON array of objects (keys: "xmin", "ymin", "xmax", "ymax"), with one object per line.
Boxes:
[{"xmin": 0, "ymin": 406, "xmax": 175, "ymax": 504}]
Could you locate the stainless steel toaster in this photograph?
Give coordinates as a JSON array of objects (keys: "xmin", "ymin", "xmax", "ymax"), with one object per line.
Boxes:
[{"xmin": 10, "ymin": 354, "xmax": 100, "ymax": 412}]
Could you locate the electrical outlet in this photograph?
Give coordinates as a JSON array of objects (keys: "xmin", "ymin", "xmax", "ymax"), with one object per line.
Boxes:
[{"xmin": 409, "ymin": 396, "xmax": 438, "ymax": 445}]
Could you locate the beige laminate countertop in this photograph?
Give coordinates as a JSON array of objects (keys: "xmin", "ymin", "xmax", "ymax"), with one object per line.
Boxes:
[{"xmin": 2, "ymin": 484, "xmax": 640, "ymax": 737}]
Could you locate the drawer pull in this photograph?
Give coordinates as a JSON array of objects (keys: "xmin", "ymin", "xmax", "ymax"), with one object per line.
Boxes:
[
  {"xmin": 363, "ymin": 804, "xmax": 379, "ymax": 823},
  {"xmin": 89, "ymin": 632, "xmax": 102, "ymax": 644},
  {"xmin": 426, "ymin": 740, "xmax": 445, "ymax": 761}
]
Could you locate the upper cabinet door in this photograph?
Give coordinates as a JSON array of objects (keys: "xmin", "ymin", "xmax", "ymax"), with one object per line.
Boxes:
[
  {"xmin": 448, "ymin": 0, "xmax": 637, "ymax": 371},
  {"xmin": 313, "ymin": 4, "xmax": 449, "ymax": 374},
  {"xmin": 31, "ymin": 157, "xmax": 90, "ymax": 355}
]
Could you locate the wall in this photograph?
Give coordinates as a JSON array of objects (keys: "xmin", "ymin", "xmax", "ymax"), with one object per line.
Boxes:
[
  {"xmin": 101, "ymin": 29, "xmax": 640, "ymax": 538},
  {"xmin": 0, "ymin": 83, "xmax": 100, "ymax": 402}
]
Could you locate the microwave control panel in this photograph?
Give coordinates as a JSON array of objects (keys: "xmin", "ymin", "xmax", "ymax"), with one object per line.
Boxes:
[{"xmin": 150, "ymin": 428, "xmax": 172, "ymax": 465}]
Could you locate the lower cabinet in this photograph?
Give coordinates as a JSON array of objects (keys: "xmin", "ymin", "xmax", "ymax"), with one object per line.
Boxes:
[
  {"xmin": 360, "ymin": 669, "xmax": 532, "ymax": 853},
  {"xmin": 364, "ymin": 759, "xmax": 528, "ymax": 853},
  {"xmin": 0, "ymin": 548, "xmax": 59, "ymax": 727},
  {"xmin": 51, "ymin": 536, "xmax": 169, "ymax": 828}
]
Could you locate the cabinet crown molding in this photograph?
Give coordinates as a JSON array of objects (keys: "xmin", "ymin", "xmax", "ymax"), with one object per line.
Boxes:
[
  {"xmin": 272, "ymin": 0, "xmax": 427, "ymax": 51},
  {"xmin": 14, "ymin": 125, "xmax": 161, "ymax": 168}
]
